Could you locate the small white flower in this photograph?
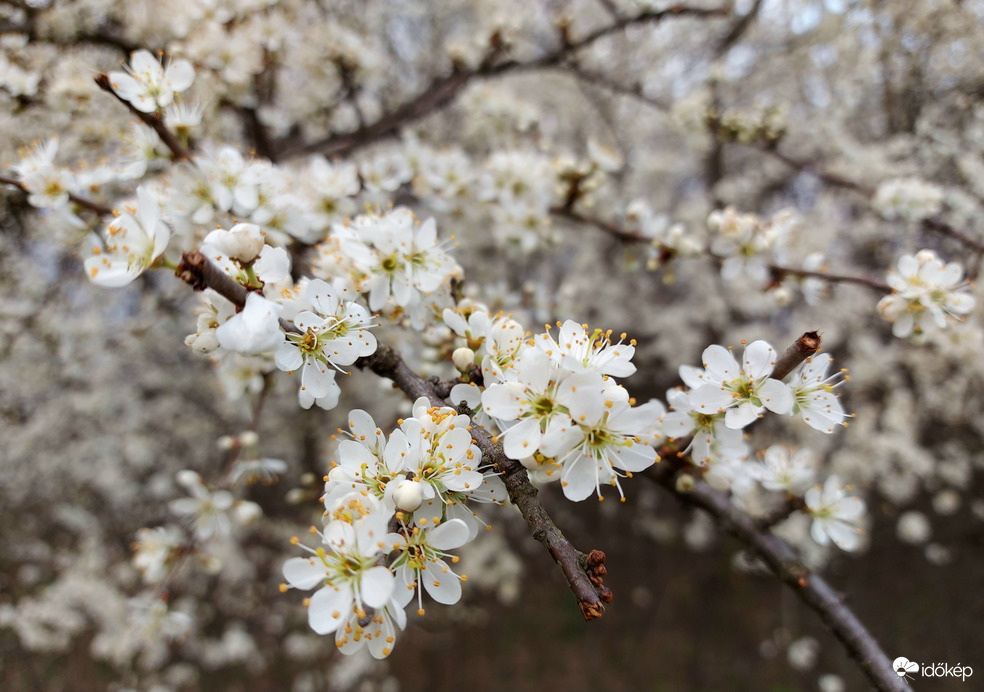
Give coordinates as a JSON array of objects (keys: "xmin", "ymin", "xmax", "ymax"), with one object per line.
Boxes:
[
  {"xmin": 169, "ymin": 471, "xmax": 235, "ymax": 540},
  {"xmin": 872, "ymin": 177, "xmax": 944, "ymax": 222},
  {"xmin": 109, "ymin": 49, "xmax": 195, "ymax": 113},
  {"xmin": 877, "ymin": 250, "xmax": 975, "ymax": 338},
  {"xmin": 282, "ymin": 496, "xmax": 398, "ymax": 656},
  {"xmin": 216, "ymin": 293, "xmax": 285, "ymax": 356},
  {"xmin": 132, "ymin": 526, "xmax": 184, "ymax": 584},
  {"xmin": 386, "ymin": 518, "xmax": 472, "ymax": 613},
  {"xmin": 787, "ymin": 353, "xmax": 850, "ymax": 433},
  {"xmin": 804, "ymin": 476, "xmax": 866, "ymax": 551},
  {"xmin": 749, "ymin": 445, "xmax": 816, "ymax": 495},
  {"xmin": 275, "ymin": 279, "xmax": 377, "ymax": 410},
  {"xmin": 84, "ymin": 186, "xmax": 170, "ymax": 287},
  {"xmin": 682, "ymin": 341, "xmax": 793, "ymax": 430}
]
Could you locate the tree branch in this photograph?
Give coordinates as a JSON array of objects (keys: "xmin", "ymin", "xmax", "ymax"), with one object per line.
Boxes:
[
  {"xmin": 553, "ymin": 206, "xmax": 894, "ymax": 292},
  {"xmin": 282, "ymin": 5, "xmax": 728, "ymax": 159},
  {"xmin": 652, "ymin": 474, "xmax": 906, "ymax": 692},
  {"xmin": 94, "ymin": 73, "xmax": 194, "ymax": 162},
  {"xmin": 647, "ymin": 331, "xmax": 905, "ymax": 692},
  {"xmin": 359, "ymin": 344, "xmax": 610, "ymax": 620},
  {"xmin": 0, "ymin": 173, "xmax": 113, "ymax": 216}
]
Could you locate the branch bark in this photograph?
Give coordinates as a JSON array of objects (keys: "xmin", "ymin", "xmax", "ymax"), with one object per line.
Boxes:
[
  {"xmin": 0, "ymin": 173, "xmax": 114, "ymax": 217},
  {"xmin": 94, "ymin": 73, "xmax": 194, "ymax": 162},
  {"xmin": 651, "ymin": 473, "xmax": 907, "ymax": 692}
]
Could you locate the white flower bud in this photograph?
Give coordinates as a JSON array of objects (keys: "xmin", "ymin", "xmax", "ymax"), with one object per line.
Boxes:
[
  {"xmin": 675, "ymin": 474, "xmax": 695, "ymax": 493},
  {"xmin": 896, "ymin": 511, "xmax": 931, "ymax": 544},
  {"xmin": 216, "ymin": 293, "xmax": 284, "ymax": 355},
  {"xmin": 452, "ymin": 347, "xmax": 475, "ymax": 372},
  {"xmin": 393, "ymin": 480, "xmax": 424, "ymax": 512},
  {"xmin": 202, "ymin": 223, "xmax": 265, "ymax": 262},
  {"xmin": 239, "ymin": 430, "xmax": 260, "ymax": 447},
  {"xmin": 233, "ymin": 500, "xmax": 263, "ymax": 526},
  {"xmin": 216, "ymin": 435, "xmax": 236, "ymax": 451},
  {"xmin": 176, "ymin": 469, "xmax": 202, "ymax": 489}
]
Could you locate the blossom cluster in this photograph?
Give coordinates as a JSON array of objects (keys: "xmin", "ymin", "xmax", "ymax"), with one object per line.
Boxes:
[
  {"xmin": 877, "ymin": 249, "xmax": 975, "ymax": 339},
  {"xmin": 281, "ymin": 403, "xmax": 505, "ymax": 659}
]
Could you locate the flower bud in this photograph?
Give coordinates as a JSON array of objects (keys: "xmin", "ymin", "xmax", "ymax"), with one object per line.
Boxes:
[
  {"xmin": 675, "ymin": 473, "xmax": 695, "ymax": 493},
  {"xmin": 176, "ymin": 469, "xmax": 202, "ymax": 489},
  {"xmin": 202, "ymin": 223, "xmax": 265, "ymax": 262},
  {"xmin": 452, "ymin": 347, "xmax": 475, "ymax": 372},
  {"xmin": 233, "ymin": 500, "xmax": 263, "ymax": 526},
  {"xmin": 239, "ymin": 430, "xmax": 260, "ymax": 447},
  {"xmin": 393, "ymin": 480, "xmax": 424, "ymax": 513}
]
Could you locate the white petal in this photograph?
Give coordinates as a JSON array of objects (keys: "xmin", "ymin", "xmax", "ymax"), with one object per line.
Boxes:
[
  {"xmin": 307, "ymin": 584, "xmax": 352, "ymax": 635},
  {"xmin": 427, "ymin": 518, "xmax": 471, "ymax": 551},
  {"xmin": 742, "ymin": 340, "xmax": 776, "ymax": 379},
  {"xmin": 282, "ymin": 557, "xmax": 325, "ymax": 590},
  {"xmin": 560, "ymin": 453, "xmax": 597, "ymax": 501},
  {"xmin": 360, "ymin": 566, "xmax": 395, "ymax": 608},
  {"xmin": 759, "ymin": 379, "xmax": 793, "ymax": 415},
  {"xmin": 421, "ymin": 559, "xmax": 462, "ymax": 605}
]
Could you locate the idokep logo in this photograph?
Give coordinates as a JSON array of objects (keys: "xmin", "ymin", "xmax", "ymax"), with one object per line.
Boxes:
[{"xmin": 894, "ymin": 656, "xmax": 974, "ymax": 683}]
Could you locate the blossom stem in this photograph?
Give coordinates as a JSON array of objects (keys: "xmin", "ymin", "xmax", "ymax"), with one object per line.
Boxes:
[
  {"xmin": 0, "ymin": 173, "xmax": 113, "ymax": 216},
  {"xmin": 772, "ymin": 330, "xmax": 821, "ymax": 381},
  {"xmin": 94, "ymin": 73, "xmax": 194, "ymax": 162}
]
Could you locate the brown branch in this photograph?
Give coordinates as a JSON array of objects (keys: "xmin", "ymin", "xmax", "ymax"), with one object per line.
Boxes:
[
  {"xmin": 94, "ymin": 73, "xmax": 194, "ymax": 162},
  {"xmin": 0, "ymin": 173, "xmax": 113, "ymax": 216},
  {"xmin": 652, "ymin": 474, "xmax": 906, "ymax": 692},
  {"xmin": 714, "ymin": 0, "xmax": 763, "ymax": 57},
  {"xmin": 554, "ymin": 206, "xmax": 894, "ymax": 292},
  {"xmin": 922, "ymin": 217, "xmax": 984, "ymax": 253},
  {"xmin": 758, "ymin": 145, "xmax": 876, "ymax": 196},
  {"xmin": 551, "ymin": 205, "xmax": 648, "ymax": 242},
  {"xmin": 0, "ymin": 20, "xmax": 138, "ymax": 55},
  {"xmin": 772, "ymin": 330, "xmax": 821, "ymax": 380},
  {"xmin": 562, "ymin": 64, "xmax": 671, "ymax": 111},
  {"xmin": 283, "ymin": 5, "xmax": 728, "ymax": 159},
  {"xmin": 359, "ymin": 344, "xmax": 609, "ymax": 620},
  {"xmin": 646, "ymin": 331, "xmax": 906, "ymax": 692},
  {"xmin": 173, "ymin": 253, "xmax": 607, "ymax": 618},
  {"xmin": 768, "ymin": 263, "xmax": 893, "ymax": 293},
  {"xmin": 754, "ymin": 495, "xmax": 806, "ymax": 531}
]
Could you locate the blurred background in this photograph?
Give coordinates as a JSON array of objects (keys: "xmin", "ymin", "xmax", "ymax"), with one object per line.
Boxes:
[{"xmin": 2, "ymin": 0, "xmax": 984, "ymax": 690}]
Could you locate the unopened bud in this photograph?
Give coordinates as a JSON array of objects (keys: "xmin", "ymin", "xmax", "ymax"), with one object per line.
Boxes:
[
  {"xmin": 176, "ymin": 469, "xmax": 202, "ymax": 489},
  {"xmin": 452, "ymin": 347, "xmax": 475, "ymax": 372},
  {"xmin": 675, "ymin": 474, "xmax": 695, "ymax": 493},
  {"xmin": 394, "ymin": 480, "xmax": 424, "ymax": 513},
  {"xmin": 240, "ymin": 430, "xmax": 260, "ymax": 447},
  {"xmin": 233, "ymin": 500, "xmax": 262, "ymax": 525}
]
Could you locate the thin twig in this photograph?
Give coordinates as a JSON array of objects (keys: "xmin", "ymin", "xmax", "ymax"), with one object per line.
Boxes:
[
  {"xmin": 922, "ymin": 217, "xmax": 984, "ymax": 253},
  {"xmin": 283, "ymin": 5, "xmax": 728, "ymax": 159},
  {"xmin": 554, "ymin": 205, "xmax": 894, "ymax": 292},
  {"xmin": 767, "ymin": 263, "xmax": 892, "ymax": 293},
  {"xmin": 0, "ymin": 173, "xmax": 113, "ymax": 216},
  {"xmin": 772, "ymin": 330, "xmax": 821, "ymax": 380},
  {"xmin": 714, "ymin": 0, "xmax": 763, "ymax": 57},
  {"xmin": 94, "ymin": 73, "xmax": 194, "ymax": 162},
  {"xmin": 358, "ymin": 344, "xmax": 609, "ymax": 619}
]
